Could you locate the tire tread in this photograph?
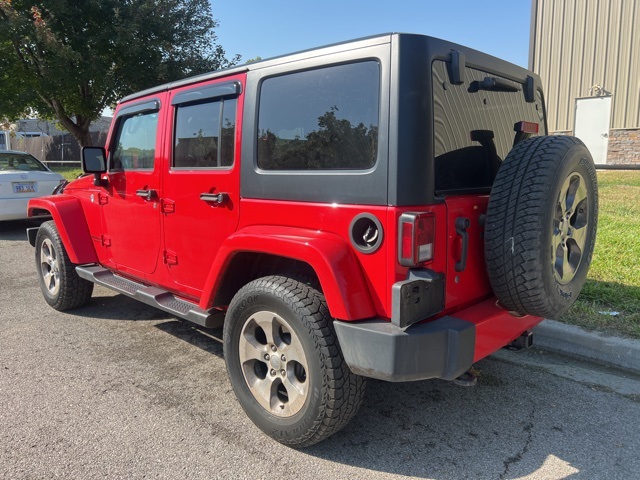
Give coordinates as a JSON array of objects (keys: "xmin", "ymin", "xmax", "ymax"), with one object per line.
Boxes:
[
  {"xmin": 484, "ymin": 136, "xmax": 597, "ymax": 317},
  {"xmin": 36, "ymin": 221, "xmax": 93, "ymax": 311},
  {"xmin": 224, "ymin": 275, "xmax": 366, "ymax": 448}
]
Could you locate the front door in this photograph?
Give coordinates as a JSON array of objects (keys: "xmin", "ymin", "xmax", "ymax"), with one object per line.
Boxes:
[
  {"xmin": 162, "ymin": 77, "xmax": 243, "ymax": 294},
  {"xmin": 101, "ymin": 99, "xmax": 165, "ymax": 276}
]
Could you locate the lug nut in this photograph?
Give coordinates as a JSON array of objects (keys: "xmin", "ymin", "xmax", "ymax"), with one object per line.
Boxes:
[
  {"xmin": 264, "ymin": 354, "xmax": 270, "ymax": 361},
  {"xmin": 281, "ymin": 355, "xmax": 286, "ymax": 362},
  {"xmin": 271, "ymin": 345, "xmax": 277, "ymax": 352},
  {"xmin": 270, "ymin": 369, "xmax": 276, "ymax": 376},
  {"xmin": 280, "ymin": 369, "xmax": 286, "ymax": 376}
]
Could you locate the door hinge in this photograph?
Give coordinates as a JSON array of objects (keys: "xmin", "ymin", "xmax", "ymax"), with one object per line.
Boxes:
[
  {"xmin": 98, "ymin": 192, "xmax": 109, "ymax": 205},
  {"xmin": 100, "ymin": 235, "xmax": 111, "ymax": 247},
  {"xmin": 163, "ymin": 250, "xmax": 178, "ymax": 265},
  {"xmin": 161, "ymin": 199, "xmax": 175, "ymax": 214}
]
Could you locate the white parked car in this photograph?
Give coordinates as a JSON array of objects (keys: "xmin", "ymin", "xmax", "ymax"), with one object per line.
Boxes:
[{"xmin": 0, "ymin": 151, "xmax": 66, "ymax": 221}]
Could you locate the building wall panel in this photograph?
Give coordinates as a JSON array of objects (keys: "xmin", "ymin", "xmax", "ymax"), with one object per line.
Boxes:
[{"xmin": 531, "ymin": 0, "xmax": 640, "ymax": 131}]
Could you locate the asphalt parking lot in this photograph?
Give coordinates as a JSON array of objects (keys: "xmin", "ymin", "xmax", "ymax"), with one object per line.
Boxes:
[{"xmin": 2, "ymin": 219, "xmax": 639, "ymax": 479}]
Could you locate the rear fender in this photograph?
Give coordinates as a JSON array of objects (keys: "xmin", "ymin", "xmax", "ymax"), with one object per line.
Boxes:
[
  {"xmin": 201, "ymin": 226, "xmax": 376, "ymax": 320},
  {"xmin": 28, "ymin": 196, "xmax": 98, "ymax": 264}
]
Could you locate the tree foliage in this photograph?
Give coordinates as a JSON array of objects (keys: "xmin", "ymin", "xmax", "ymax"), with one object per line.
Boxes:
[
  {"xmin": 258, "ymin": 108, "xmax": 378, "ymax": 170},
  {"xmin": 0, "ymin": 0, "xmax": 239, "ymax": 146}
]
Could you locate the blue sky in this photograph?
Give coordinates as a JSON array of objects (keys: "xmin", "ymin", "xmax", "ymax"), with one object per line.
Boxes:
[{"xmin": 211, "ymin": 1, "xmax": 533, "ymax": 68}]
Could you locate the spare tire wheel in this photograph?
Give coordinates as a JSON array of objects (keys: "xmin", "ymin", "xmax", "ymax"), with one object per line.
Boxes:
[{"xmin": 484, "ymin": 135, "xmax": 598, "ymax": 318}]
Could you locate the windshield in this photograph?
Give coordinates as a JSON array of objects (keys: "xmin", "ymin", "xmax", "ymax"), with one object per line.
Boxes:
[{"xmin": 0, "ymin": 153, "xmax": 49, "ymax": 172}]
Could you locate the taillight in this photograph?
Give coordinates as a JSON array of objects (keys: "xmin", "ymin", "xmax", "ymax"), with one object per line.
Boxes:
[
  {"xmin": 514, "ymin": 120, "xmax": 539, "ymax": 134},
  {"xmin": 398, "ymin": 213, "xmax": 435, "ymax": 267}
]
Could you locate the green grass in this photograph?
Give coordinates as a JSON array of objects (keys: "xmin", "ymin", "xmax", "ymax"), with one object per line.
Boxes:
[
  {"xmin": 558, "ymin": 170, "xmax": 640, "ymax": 338},
  {"xmin": 51, "ymin": 166, "xmax": 84, "ymax": 181}
]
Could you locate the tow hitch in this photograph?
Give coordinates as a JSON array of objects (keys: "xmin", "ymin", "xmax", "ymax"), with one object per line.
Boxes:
[{"xmin": 508, "ymin": 330, "xmax": 534, "ymax": 350}]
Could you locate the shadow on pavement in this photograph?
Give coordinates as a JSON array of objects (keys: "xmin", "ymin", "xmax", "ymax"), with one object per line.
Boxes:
[
  {"xmin": 155, "ymin": 320, "xmax": 224, "ymax": 359},
  {"xmin": 66, "ymin": 292, "xmax": 225, "ymax": 358},
  {"xmin": 0, "ymin": 218, "xmax": 47, "ymax": 241}
]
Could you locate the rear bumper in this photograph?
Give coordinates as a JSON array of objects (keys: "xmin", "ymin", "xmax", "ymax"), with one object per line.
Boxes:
[
  {"xmin": 334, "ymin": 298, "xmax": 544, "ymax": 382},
  {"xmin": 334, "ymin": 316, "xmax": 474, "ymax": 382}
]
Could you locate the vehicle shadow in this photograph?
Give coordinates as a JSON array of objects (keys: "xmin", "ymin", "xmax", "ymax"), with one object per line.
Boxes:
[
  {"xmin": 67, "ymin": 291, "xmax": 225, "ymax": 358},
  {"xmin": 154, "ymin": 320, "xmax": 225, "ymax": 359},
  {"xmin": 0, "ymin": 218, "xmax": 47, "ymax": 241},
  {"xmin": 66, "ymin": 292, "xmax": 175, "ymax": 322}
]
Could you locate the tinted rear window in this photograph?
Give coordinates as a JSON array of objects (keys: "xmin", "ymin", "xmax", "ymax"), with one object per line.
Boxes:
[{"xmin": 432, "ymin": 60, "xmax": 546, "ymax": 193}]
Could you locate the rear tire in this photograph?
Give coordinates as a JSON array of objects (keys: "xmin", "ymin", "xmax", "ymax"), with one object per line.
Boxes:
[
  {"xmin": 35, "ymin": 221, "xmax": 94, "ymax": 311},
  {"xmin": 484, "ymin": 136, "xmax": 598, "ymax": 317},
  {"xmin": 223, "ymin": 275, "xmax": 366, "ymax": 448}
]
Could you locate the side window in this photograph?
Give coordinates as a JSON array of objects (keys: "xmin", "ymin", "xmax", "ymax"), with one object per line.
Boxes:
[
  {"xmin": 111, "ymin": 112, "xmax": 158, "ymax": 171},
  {"xmin": 173, "ymin": 98, "xmax": 236, "ymax": 168},
  {"xmin": 257, "ymin": 61, "xmax": 380, "ymax": 171}
]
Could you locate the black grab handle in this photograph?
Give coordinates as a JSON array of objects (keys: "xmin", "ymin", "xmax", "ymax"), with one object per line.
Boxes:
[{"xmin": 455, "ymin": 217, "xmax": 470, "ymax": 272}]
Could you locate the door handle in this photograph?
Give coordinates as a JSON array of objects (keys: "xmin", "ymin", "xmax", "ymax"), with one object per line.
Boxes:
[
  {"xmin": 455, "ymin": 217, "xmax": 470, "ymax": 272},
  {"xmin": 200, "ymin": 192, "xmax": 228, "ymax": 205},
  {"xmin": 136, "ymin": 189, "xmax": 157, "ymax": 201}
]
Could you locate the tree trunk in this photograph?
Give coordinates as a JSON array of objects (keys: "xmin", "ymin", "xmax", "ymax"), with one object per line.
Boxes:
[
  {"xmin": 55, "ymin": 115, "xmax": 94, "ymax": 147},
  {"xmin": 43, "ymin": 97, "xmax": 96, "ymax": 147}
]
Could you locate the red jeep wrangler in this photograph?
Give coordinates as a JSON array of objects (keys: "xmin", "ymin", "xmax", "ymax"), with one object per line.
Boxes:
[{"xmin": 27, "ymin": 34, "xmax": 597, "ymax": 447}]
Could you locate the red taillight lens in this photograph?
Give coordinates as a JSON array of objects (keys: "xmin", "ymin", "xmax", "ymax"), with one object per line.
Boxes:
[
  {"xmin": 401, "ymin": 222, "xmax": 414, "ymax": 259},
  {"xmin": 399, "ymin": 213, "xmax": 435, "ymax": 267}
]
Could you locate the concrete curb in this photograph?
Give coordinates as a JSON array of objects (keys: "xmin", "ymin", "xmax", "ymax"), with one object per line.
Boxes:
[{"xmin": 533, "ymin": 319, "xmax": 640, "ymax": 375}]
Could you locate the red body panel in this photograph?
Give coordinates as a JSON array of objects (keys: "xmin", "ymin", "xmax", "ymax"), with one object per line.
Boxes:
[
  {"xmin": 160, "ymin": 74, "xmax": 244, "ymax": 297},
  {"xmin": 236, "ymin": 199, "xmax": 388, "ymax": 317},
  {"xmin": 444, "ymin": 195, "xmax": 492, "ymax": 309},
  {"xmin": 99, "ymin": 91, "xmax": 169, "ymax": 277},
  {"xmin": 201, "ymin": 225, "xmax": 377, "ymax": 320},
  {"xmin": 453, "ymin": 299, "xmax": 543, "ymax": 362},
  {"xmin": 28, "ymin": 195, "xmax": 98, "ymax": 264}
]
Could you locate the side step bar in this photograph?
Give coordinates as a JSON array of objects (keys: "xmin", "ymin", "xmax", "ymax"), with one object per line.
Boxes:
[{"xmin": 76, "ymin": 265, "xmax": 224, "ymax": 328}]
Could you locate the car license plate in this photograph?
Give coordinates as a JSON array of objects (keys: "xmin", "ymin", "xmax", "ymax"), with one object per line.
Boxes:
[{"xmin": 12, "ymin": 182, "xmax": 36, "ymax": 194}]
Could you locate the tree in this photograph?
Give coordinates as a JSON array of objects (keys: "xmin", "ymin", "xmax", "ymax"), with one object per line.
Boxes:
[{"xmin": 0, "ymin": 0, "xmax": 239, "ymax": 146}]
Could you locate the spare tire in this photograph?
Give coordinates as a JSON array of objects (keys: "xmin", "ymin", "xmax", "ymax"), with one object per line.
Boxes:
[{"xmin": 484, "ymin": 136, "xmax": 598, "ymax": 318}]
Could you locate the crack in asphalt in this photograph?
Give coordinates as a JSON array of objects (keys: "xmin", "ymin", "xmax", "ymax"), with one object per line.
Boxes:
[{"xmin": 499, "ymin": 405, "xmax": 535, "ymax": 479}]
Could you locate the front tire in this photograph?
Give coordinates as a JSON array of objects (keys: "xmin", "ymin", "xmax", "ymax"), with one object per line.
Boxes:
[
  {"xmin": 35, "ymin": 220, "xmax": 94, "ymax": 311},
  {"xmin": 223, "ymin": 275, "xmax": 366, "ymax": 448}
]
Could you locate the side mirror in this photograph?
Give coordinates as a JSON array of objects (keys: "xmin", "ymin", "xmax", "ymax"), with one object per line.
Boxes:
[{"xmin": 81, "ymin": 146, "xmax": 107, "ymax": 187}]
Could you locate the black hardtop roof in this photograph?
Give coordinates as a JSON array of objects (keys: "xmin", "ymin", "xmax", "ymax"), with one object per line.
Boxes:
[{"xmin": 119, "ymin": 32, "xmax": 538, "ymax": 105}]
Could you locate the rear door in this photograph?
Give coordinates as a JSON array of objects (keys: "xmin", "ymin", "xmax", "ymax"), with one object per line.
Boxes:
[
  {"xmin": 162, "ymin": 76, "xmax": 243, "ymax": 295},
  {"xmin": 431, "ymin": 60, "xmax": 546, "ymax": 309}
]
